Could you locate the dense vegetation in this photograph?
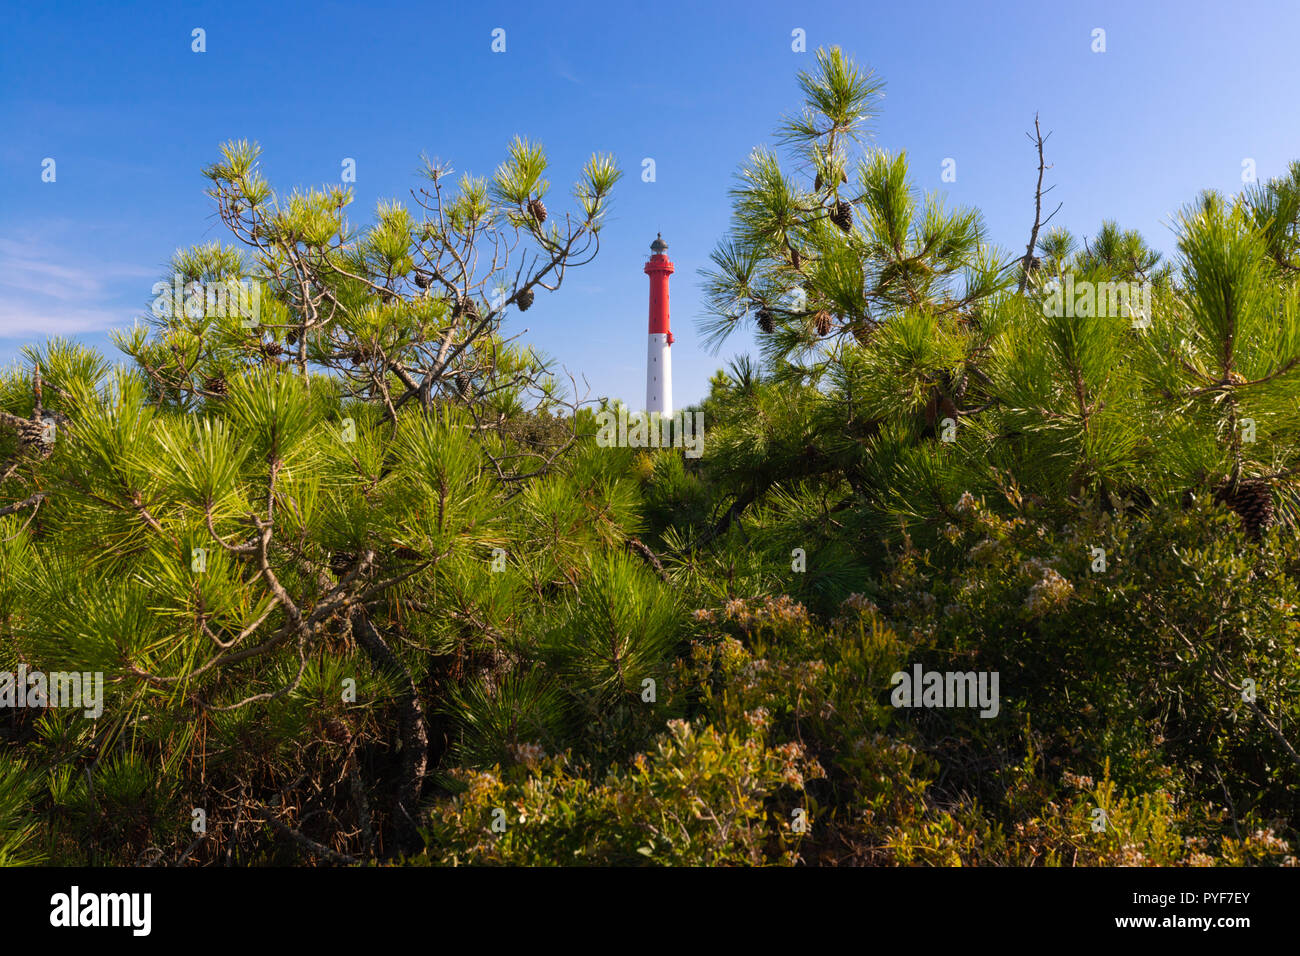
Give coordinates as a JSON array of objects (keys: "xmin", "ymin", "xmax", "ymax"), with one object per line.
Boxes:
[{"xmin": 2, "ymin": 48, "xmax": 1299, "ymax": 866}]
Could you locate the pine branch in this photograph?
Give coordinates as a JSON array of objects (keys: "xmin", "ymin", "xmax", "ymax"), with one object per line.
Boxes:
[
  {"xmin": 1018, "ymin": 114, "xmax": 1062, "ymax": 293},
  {"xmin": 0, "ymin": 492, "xmax": 45, "ymax": 518},
  {"xmin": 248, "ymin": 803, "xmax": 359, "ymax": 865}
]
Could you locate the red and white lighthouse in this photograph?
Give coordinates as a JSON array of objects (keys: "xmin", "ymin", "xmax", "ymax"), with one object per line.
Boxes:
[{"xmin": 644, "ymin": 233, "xmax": 674, "ymax": 415}]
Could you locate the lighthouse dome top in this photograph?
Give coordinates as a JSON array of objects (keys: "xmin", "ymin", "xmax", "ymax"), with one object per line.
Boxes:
[{"xmin": 650, "ymin": 233, "xmax": 668, "ymax": 253}]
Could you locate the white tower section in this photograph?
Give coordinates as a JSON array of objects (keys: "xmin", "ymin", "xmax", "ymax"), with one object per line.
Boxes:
[{"xmin": 647, "ymin": 333, "xmax": 672, "ymax": 415}]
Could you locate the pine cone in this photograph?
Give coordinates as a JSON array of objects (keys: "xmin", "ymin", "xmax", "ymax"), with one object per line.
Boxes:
[
  {"xmin": 325, "ymin": 718, "xmax": 351, "ymax": 745},
  {"xmin": 831, "ymin": 201, "xmax": 854, "ymax": 233},
  {"xmin": 924, "ymin": 388, "xmax": 959, "ymax": 431},
  {"xmin": 12, "ymin": 418, "xmax": 44, "ymax": 447},
  {"xmin": 329, "ymin": 551, "xmax": 355, "ymax": 577},
  {"xmin": 814, "ymin": 310, "xmax": 832, "ymax": 337},
  {"xmin": 204, "ymin": 374, "xmax": 229, "ymax": 396},
  {"xmin": 814, "ymin": 172, "xmax": 823, "ymax": 192},
  {"xmin": 1215, "ymin": 477, "xmax": 1274, "ymax": 539},
  {"xmin": 528, "ymin": 198, "xmax": 548, "ymax": 223},
  {"xmin": 756, "ymin": 307, "xmax": 774, "ymax": 335},
  {"xmin": 2, "ymin": 410, "xmax": 68, "ymax": 459},
  {"xmin": 455, "ymin": 373, "xmax": 471, "ymax": 397},
  {"xmin": 262, "ymin": 341, "xmax": 283, "ymax": 357},
  {"xmin": 414, "ymin": 270, "xmax": 431, "ymax": 289},
  {"xmin": 840, "ymin": 169, "xmax": 849, "ymax": 184},
  {"xmin": 951, "ymin": 369, "xmax": 970, "ymax": 403},
  {"xmin": 516, "ymin": 288, "xmax": 535, "ymax": 311},
  {"xmin": 454, "ymin": 297, "xmax": 479, "ymax": 320},
  {"xmin": 790, "ymin": 247, "xmax": 802, "ymax": 270}
]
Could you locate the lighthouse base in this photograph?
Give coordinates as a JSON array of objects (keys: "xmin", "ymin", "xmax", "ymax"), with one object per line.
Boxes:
[{"xmin": 646, "ymin": 333, "xmax": 672, "ymax": 416}]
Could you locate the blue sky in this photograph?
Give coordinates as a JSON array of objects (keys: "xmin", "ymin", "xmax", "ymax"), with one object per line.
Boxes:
[{"xmin": 3, "ymin": 0, "xmax": 1299, "ymax": 409}]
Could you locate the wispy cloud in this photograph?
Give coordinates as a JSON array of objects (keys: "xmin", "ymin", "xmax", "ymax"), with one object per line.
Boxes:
[
  {"xmin": 0, "ymin": 304, "xmax": 132, "ymax": 338},
  {"xmin": 0, "ymin": 236, "xmax": 153, "ymax": 338},
  {"xmin": 550, "ymin": 52, "xmax": 581, "ymax": 85}
]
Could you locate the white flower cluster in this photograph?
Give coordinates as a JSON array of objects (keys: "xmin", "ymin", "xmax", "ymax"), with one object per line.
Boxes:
[
  {"xmin": 506, "ymin": 741, "xmax": 547, "ymax": 766},
  {"xmin": 1023, "ymin": 559, "xmax": 1073, "ymax": 616}
]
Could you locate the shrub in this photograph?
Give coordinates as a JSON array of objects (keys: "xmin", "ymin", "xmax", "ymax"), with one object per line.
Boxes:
[{"xmin": 420, "ymin": 718, "xmax": 821, "ymax": 866}]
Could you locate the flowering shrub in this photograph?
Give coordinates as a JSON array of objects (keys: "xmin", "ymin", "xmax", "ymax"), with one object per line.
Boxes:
[
  {"xmin": 614, "ymin": 570, "xmax": 1300, "ymax": 866},
  {"xmin": 420, "ymin": 718, "xmax": 822, "ymax": 866}
]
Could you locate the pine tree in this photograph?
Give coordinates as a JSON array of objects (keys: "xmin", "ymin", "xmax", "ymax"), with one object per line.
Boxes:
[
  {"xmin": 0, "ymin": 133, "xmax": 674, "ymax": 864},
  {"xmin": 115, "ymin": 137, "xmax": 621, "ymax": 458},
  {"xmin": 682, "ymin": 45, "xmax": 1300, "ymax": 593}
]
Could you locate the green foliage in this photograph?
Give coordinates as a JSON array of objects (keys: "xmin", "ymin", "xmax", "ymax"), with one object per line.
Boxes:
[
  {"xmin": 701, "ymin": 46, "xmax": 1008, "ymax": 358},
  {"xmin": 0, "ymin": 755, "xmax": 43, "ymax": 865},
  {"xmin": 421, "ymin": 717, "xmax": 819, "ymax": 866}
]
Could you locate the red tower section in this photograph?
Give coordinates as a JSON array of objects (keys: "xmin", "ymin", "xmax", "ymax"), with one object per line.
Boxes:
[{"xmin": 644, "ymin": 233, "xmax": 675, "ymax": 345}]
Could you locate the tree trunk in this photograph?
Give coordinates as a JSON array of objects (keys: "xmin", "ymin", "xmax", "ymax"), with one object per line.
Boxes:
[{"xmin": 350, "ymin": 609, "xmax": 428, "ymax": 855}]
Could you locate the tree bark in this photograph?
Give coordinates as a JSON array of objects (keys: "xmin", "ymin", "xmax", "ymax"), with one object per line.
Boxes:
[{"xmin": 351, "ymin": 609, "xmax": 428, "ymax": 855}]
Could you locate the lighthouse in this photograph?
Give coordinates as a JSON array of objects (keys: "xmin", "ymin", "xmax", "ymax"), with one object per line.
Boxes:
[{"xmin": 644, "ymin": 233, "xmax": 674, "ymax": 415}]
